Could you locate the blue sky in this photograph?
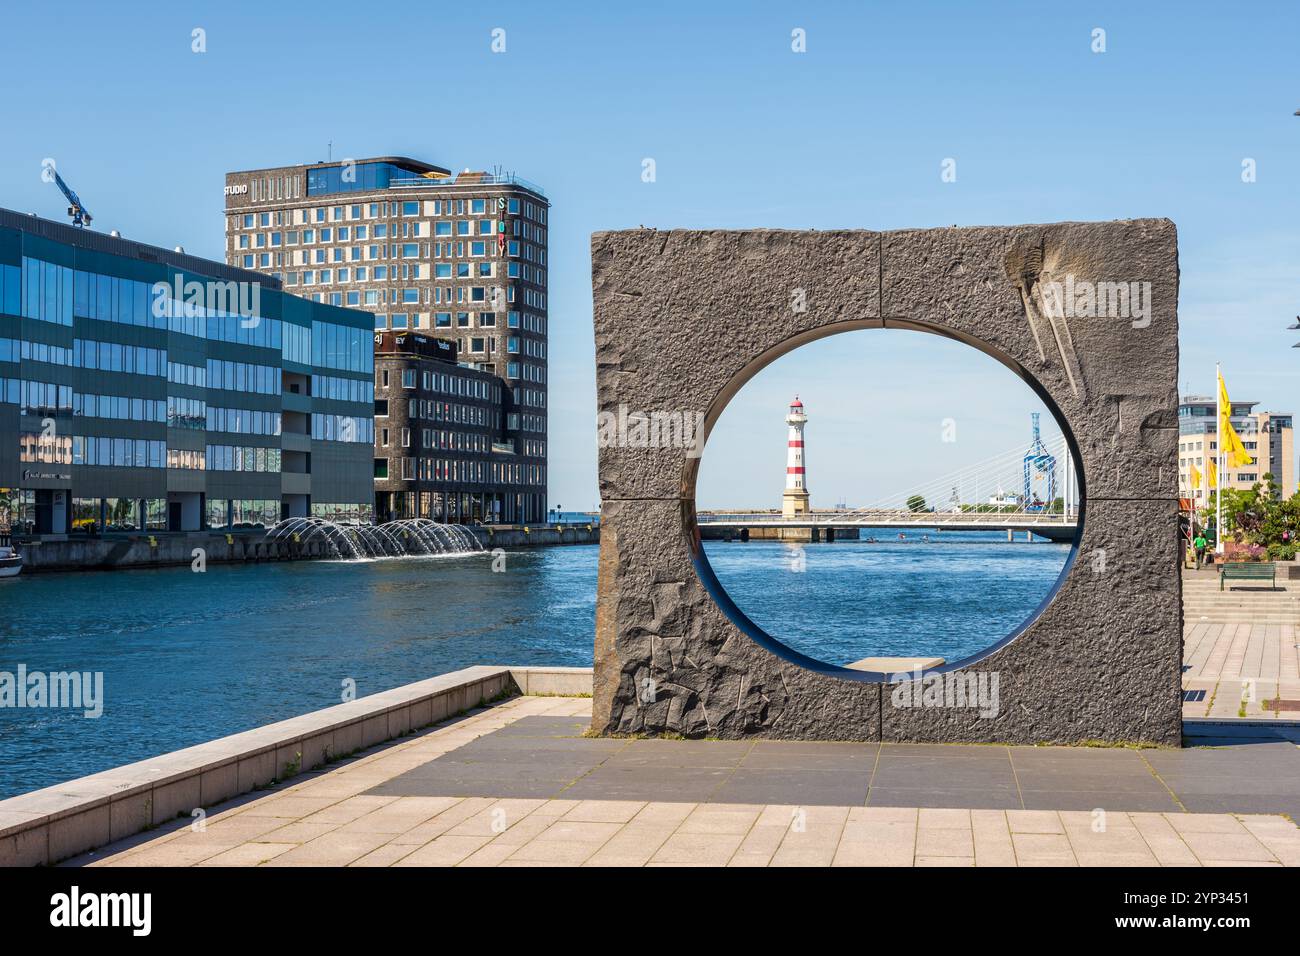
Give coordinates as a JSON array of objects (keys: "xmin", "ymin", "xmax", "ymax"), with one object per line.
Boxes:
[{"xmin": 2, "ymin": 1, "xmax": 1297, "ymax": 510}]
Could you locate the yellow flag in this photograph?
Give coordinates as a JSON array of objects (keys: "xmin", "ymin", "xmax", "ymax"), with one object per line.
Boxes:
[
  {"xmin": 1216, "ymin": 371, "xmax": 1255, "ymax": 468},
  {"xmin": 1207, "ymin": 456, "xmax": 1217, "ymax": 489},
  {"xmin": 1190, "ymin": 463, "xmax": 1202, "ymax": 491}
]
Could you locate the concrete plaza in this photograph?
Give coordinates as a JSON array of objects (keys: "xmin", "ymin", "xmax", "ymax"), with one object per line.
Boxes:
[
  {"xmin": 64, "ymin": 695, "xmax": 1298, "ymax": 868},
  {"xmin": 1181, "ymin": 566, "xmax": 1300, "ymax": 721}
]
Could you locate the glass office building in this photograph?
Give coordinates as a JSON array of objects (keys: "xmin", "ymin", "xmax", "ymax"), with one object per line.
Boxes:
[{"xmin": 0, "ymin": 208, "xmax": 375, "ymax": 538}]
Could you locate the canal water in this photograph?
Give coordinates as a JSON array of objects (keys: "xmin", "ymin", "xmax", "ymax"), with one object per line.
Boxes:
[{"xmin": 0, "ymin": 531, "xmax": 1068, "ymax": 798}]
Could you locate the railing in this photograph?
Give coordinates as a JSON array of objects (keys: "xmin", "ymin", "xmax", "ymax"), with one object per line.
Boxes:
[
  {"xmin": 388, "ymin": 173, "xmax": 547, "ymax": 197},
  {"xmin": 697, "ymin": 509, "xmax": 1075, "ymax": 526}
]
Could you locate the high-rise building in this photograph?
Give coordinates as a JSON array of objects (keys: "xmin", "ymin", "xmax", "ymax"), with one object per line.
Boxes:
[
  {"xmin": 0, "ymin": 208, "xmax": 374, "ymax": 537},
  {"xmin": 1178, "ymin": 395, "xmax": 1295, "ymax": 504},
  {"xmin": 222, "ymin": 158, "xmax": 548, "ymax": 523}
]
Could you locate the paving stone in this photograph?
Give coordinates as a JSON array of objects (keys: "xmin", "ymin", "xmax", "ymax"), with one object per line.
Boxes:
[
  {"xmin": 391, "ymin": 834, "xmax": 493, "ymax": 866},
  {"xmin": 559, "ymin": 767, "xmax": 732, "ymax": 802},
  {"xmin": 196, "ymin": 842, "xmax": 298, "ymax": 867},
  {"xmin": 868, "ymin": 788, "xmax": 1021, "ymax": 810},
  {"xmin": 1018, "ymin": 790, "xmax": 1181, "ymax": 812},
  {"xmin": 1178, "ymin": 830, "xmax": 1278, "ymax": 863},
  {"xmin": 709, "ymin": 770, "xmax": 870, "ymax": 807},
  {"xmin": 677, "ymin": 805, "xmax": 764, "ymax": 835},
  {"xmin": 870, "ymin": 766, "xmax": 1019, "ymax": 791},
  {"xmin": 915, "ymin": 827, "xmax": 975, "ymax": 859},
  {"xmin": 563, "ymin": 800, "xmax": 647, "ymax": 824},
  {"xmin": 1006, "ymin": 810, "xmax": 1066, "ymax": 834},
  {"xmin": 650, "ymin": 832, "xmax": 746, "ymax": 866}
]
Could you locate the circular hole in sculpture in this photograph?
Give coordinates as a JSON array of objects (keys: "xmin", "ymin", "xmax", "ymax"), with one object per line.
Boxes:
[{"xmin": 692, "ymin": 326, "xmax": 1083, "ymax": 678}]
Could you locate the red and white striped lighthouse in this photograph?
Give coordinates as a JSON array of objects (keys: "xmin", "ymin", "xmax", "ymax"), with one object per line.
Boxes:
[{"xmin": 782, "ymin": 395, "xmax": 811, "ymax": 518}]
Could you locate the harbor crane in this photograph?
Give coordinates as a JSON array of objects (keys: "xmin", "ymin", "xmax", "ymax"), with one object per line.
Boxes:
[
  {"xmin": 1022, "ymin": 412, "xmax": 1057, "ymax": 512},
  {"xmin": 48, "ymin": 166, "xmax": 92, "ymax": 228}
]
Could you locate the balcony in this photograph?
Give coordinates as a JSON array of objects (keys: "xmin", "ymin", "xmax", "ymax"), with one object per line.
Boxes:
[
  {"xmin": 282, "ymin": 391, "xmax": 311, "ymax": 415},
  {"xmin": 281, "ymin": 431, "xmax": 311, "ymax": 454}
]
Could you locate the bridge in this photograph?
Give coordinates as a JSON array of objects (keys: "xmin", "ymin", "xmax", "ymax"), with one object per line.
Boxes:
[{"xmin": 698, "ymin": 433, "xmax": 1079, "ymax": 542}]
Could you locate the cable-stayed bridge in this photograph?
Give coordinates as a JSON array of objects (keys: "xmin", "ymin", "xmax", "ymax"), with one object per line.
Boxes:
[{"xmin": 698, "ymin": 433, "xmax": 1079, "ymax": 542}]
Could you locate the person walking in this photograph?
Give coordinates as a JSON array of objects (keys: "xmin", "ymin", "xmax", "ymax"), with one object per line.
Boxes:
[{"xmin": 1193, "ymin": 531, "xmax": 1208, "ymax": 570}]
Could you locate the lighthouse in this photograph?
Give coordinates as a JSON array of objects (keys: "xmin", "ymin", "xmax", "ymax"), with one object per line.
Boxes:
[{"xmin": 782, "ymin": 396, "xmax": 811, "ymax": 518}]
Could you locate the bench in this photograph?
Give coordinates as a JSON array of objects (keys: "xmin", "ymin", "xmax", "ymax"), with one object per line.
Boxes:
[{"xmin": 1220, "ymin": 562, "xmax": 1276, "ymax": 591}]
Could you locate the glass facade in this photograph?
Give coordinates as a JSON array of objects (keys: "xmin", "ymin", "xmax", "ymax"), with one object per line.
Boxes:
[
  {"xmin": 0, "ymin": 210, "xmax": 376, "ymax": 535},
  {"xmin": 306, "ymin": 162, "xmax": 443, "ymax": 196}
]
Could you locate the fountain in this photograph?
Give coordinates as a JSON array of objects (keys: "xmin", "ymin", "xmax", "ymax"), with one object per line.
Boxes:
[{"xmin": 265, "ymin": 517, "xmax": 484, "ymax": 560}]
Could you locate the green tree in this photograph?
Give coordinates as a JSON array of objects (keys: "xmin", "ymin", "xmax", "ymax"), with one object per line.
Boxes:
[
  {"xmin": 906, "ymin": 494, "xmax": 927, "ymax": 513},
  {"xmin": 1206, "ymin": 473, "xmax": 1300, "ymax": 557}
]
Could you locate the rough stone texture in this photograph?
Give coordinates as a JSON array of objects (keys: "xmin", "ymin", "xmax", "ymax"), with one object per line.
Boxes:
[
  {"xmin": 590, "ymin": 222, "xmax": 1182, "ymax": 745},
  {"xmin": 594, "ymin": 499, "xmax": 882, "ymax": 740}
]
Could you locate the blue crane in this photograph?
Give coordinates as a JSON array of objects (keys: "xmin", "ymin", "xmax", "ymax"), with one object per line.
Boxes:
[
  {"xmin": 1022, "ymin": 412, "xmax": 1057, "ymax": 512},
  {"xmin": 48, "ymin": 167, "xmax": 93, "ymax": 228}
]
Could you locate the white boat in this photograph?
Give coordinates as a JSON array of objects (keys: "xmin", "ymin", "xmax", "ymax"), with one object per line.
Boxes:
[{"xmin": 0, "ymin": 546, "xmax": 21, "ymax": 578}]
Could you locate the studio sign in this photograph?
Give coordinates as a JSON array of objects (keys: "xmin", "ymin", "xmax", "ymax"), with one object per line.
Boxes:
[{"xmin": 223, "ymin": 184, "xmax": 248, "ymax": 196}]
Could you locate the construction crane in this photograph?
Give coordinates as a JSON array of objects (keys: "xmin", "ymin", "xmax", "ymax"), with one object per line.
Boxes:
[
  {"xmin": 49, "ymin": 167, "xmax": 92, "ymax": 228},
  {"xmin": 1022, "ymin": 412, "xmax": 1057, "ymax": 512}
]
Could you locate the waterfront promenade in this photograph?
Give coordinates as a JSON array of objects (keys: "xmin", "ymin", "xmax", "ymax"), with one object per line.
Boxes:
[
  {"xmin": 5, "ymin": 564, "xmax": 1298, "ymax": 868},
  {"xmin": 53, "ymin": 693, "xmax": 1299, "ymax": 868}
]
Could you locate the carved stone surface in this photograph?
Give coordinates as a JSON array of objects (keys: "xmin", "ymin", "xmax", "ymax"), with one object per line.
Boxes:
[{"xmin": 591, "ymin": 222, "xmax": 1182, "ymax": 745}]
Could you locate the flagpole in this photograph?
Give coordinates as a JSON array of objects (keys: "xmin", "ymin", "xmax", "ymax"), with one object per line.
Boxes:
[{"xmin": 1215, "ymin": 362, "xmax": 1223, "ymax": 554}]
